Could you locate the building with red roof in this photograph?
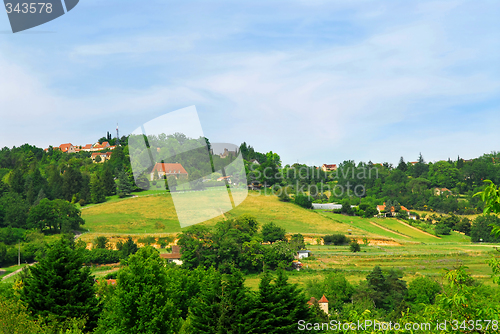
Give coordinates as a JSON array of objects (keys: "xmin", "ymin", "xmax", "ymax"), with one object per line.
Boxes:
[{"xmin": 150, "ymin": 163, "xmax": 188, "ymax": 181}]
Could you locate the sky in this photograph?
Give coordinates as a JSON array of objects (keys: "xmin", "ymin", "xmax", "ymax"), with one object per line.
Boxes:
[{"xmin": 0, "ymin": 0, "xmax": 499, "ymax": 166}]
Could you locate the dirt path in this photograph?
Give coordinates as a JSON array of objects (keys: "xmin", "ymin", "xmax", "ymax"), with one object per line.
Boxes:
[
  {"xmin": 397, "ymin": 220, "xmax": 441, "ymax": 239},
  {"xmin": 1, "ymin": 263, "xmax": 36, "ymax": 281},
  {"xmin": 369, "ymin": 221, "xmax": 410, "ymax": 238}
]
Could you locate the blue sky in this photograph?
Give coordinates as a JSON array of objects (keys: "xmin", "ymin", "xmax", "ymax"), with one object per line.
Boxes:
[{"xmin": 0, "ymin": 0, "xmax": 499, "ymax": 166}]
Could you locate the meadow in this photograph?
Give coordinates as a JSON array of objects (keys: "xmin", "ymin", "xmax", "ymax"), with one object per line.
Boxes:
[{"xmin": 3, "ymin": 190, "xmax": 497, "ymax": 291}]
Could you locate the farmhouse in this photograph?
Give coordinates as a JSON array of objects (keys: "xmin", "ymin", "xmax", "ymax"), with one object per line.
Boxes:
[
  {"xmin": 376, "ymin": 202, "xmax": 410, "ymax": 217},
  {"xmin": 160, "ymin": 245, "xmax": 183, "ymax": 265},
  {"xmin": 297, "ymin": 250, "xmax": 311, "ymax": 259},
  {"xmin": 150, "ymin": 163, "xmax": 188, "ymax": 181},
  {"xmin": 321, "ymin": 164, "xmax": 337, "ymax": 172}
]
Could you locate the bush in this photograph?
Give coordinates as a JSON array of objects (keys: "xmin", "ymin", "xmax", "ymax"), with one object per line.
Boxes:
[
  {"xmin": 349, "ymin": 240, "xmax": 361, "ymax": 252},
  {"xmin": 434, "ymin": 222, "xmax": 451, "ymax": 236},
  {"xmin": 294, "ymin": 194, "xmax": 312, "ymax": 209},
  {"xmin": 323, "ymin": 234, "xmax": 349, "ymax": 245},
  {"xmin": 78, "ymin": 199, "xmax": 86, "ymax": 207}
]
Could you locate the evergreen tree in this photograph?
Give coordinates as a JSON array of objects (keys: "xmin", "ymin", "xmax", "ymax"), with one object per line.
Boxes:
[
  {"xmin": 97, "ymin": 247, "xmax": 181, "ymax": 333},
  {"xmin": 20, "ymin": 237, "xmax": 100, "ymax": 330},
  {"xmin": 102, "ymin": 167, "xmax": 116, "ymax": 196},
  {"xmin": 90, "ymin": 174, "xmax": 106, "ymax": 203},
  {"xmin": 397, "ymin": 156, "xmax": 407, "ymax": 172},
  {"xmin": 116, "ymin": 170, "xmax": 132, "ymax": 198},
  {"xmin": 248, "ymin": 269, "xmax": 313, "ymax": 333},
  {"xmin": 62, "ymin": 166, "xmax": 82, "ymax": 202}
]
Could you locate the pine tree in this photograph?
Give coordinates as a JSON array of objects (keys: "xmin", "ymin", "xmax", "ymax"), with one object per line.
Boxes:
[
  {"xmin": 20, "ymin": 237, "xmax": 100, "ymax": 330},
  {"xmin": 397, "ymin": 156, "xmax": 407, "ymax": 172},
  {"xmin": 116, "ymin": 170, "xmax": 132, "ymax": 198},
  {"xmin": 248, "ymin": 269, "xmax": 313, "ymax": 333},
  {"xmin": 102, "ymin": 167, "xmax": 116, "ymax": 196},
  {"xmin": 90, "ymin": 174, "xmax": 106, "ymax": 203}
]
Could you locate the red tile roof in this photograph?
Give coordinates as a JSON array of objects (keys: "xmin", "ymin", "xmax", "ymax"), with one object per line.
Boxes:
[
  {"xmin": 152, "ymin": 163, "xmax": 188, "ymax": 175},
  {"xmin": 318, "ymin": 295, "xmax": 329, "ymax": 303},
  {"xmin": 59, "ymin": 143, "xmax": 73, "ymax": 152}
]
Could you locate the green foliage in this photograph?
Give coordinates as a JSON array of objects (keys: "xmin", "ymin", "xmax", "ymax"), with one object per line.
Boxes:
[
  {"xmin": 434, "ymin": 222, "xmax": 451, "ymax": 236},
  {"xmin": 349, "ymin": 239, "xmax": 361, "ymax": 252},
  {"xmin": 289, "ymin": 233, "xmax": 305, "ymax": 251},
  {"xmin": 27, "ymin": 198, "xmax": 85, "ymax": 232},
  {"xmin": 471, "ymin": 215, "xmax": 500, "ymax": 242},
  {"xmin": 97, "ymin": 247, "xmax": 181, "ymax": 333},
  {"xmin": 116, "ymin": 236, "xmax": 138, "ymax": 258},
  {"xmin": 261, "ymin": 222, "xmax": 287, "ymax": 244},
  {"xmin": 294, "ymin": 193, "xmax": 312, "ymax": 209},
  {"xmin": 323, "ymin": 234, "xmax": 349, "ymax": 245},
  {"xmin": 406, "ymin": 276, "xmax": 441, "ymax": 309},
  {"xmin": 93, "ymin": 236, "xmax": 109, "ymax": 249},
  {"xmin": 20, "ymin": 237, "xmax": 100, "ymax": 331},
  {"xmin": 116, "ymin": 170, "xmax": 133, "ymax": 198}
]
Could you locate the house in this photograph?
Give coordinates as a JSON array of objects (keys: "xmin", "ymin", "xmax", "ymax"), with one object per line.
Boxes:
[
  {"xmin": 249, "ymin": 159, "xmax": 260, "ymax": 165},
  {"xmin": 106, "ymin": 279, "xmax": 117, "ymax": 286},
  {"xmin": 91, "ymin": 152, "xmax": 112, "ymax": 163},
  {"xmin": 376, "ymin": 202, "xmax": 410, "ymax": 217},
  {"xmin": 307, "ymin": 295, "xmax": 329, "ymax": 315},
  {"xmin": 321, "ymin": 164, "xmax": 337, "ymax": 172},
  {"xmin": 160, "ymin": 245, "xmax": 183, "ymax": 265},
  {"xmin": 434, "ymin": 188, "xmax": 452, "ymax": 196},
  {"xmin": 217, "ymin": 176, "xmax": 232, "ymax": 182},
  {"xmin": 297, "ymin": 250, "xmax": 311, "ymax": 259},
  {"xmin": 81, "ymin": 144, "xmax": 93, "ymax": 152},
  {"xmin": 150, "ymin": 163, "xmax": 188, "ymax": 181},
  {"xmin": 59, "ymin": 143, "xmax": 77, "ymax": 153}
]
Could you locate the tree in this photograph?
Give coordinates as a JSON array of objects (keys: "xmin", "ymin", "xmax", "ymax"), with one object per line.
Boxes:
[
  {"xmin": 290, "ymin": 233, "xmax": 305, "ymax": 251},
  {"xmin": 102, "ymin": 167, "xmax": 116, "ymax": 196},
  {"xmin": 397, "ymin": 156, "xmax": 407, "ymax": 172},
  {"xmin": 470, "ymin": 215, "xmax": 500, "ymax": 242},
  {"xmin": 27, "ymin": 198, "xmax": 85, "ymax": 232},
  {"xmin": 97, "ymin": 247, "xmax": 181, "ymax": 333},
  {"xmin": 189, "ymin": 268, "xmax": 253, "ymax": 334},
  {"xmin": 294, "ymin": 193, "xmax": 312, "ymax": 209},
  {"xmin": 261, "ymin": 222, "xmax": 286, "ymax": 244},
  {"xmin": 93, "ymin": 236, "xmax": 109, "ymax": 249},
  {"xmin": 90, "ymin": 174, "xmax": 106, "ymax": 203},
  {"xmin": 349, "ymin": 239, "xmax": 361, "ymax": 252},
  {"xmin": 116, "ymin": 236, "xmax": 138, "ymax": 258},
  {"xmin": 116, "ymin": 170, "xmax": 132, "ymax": 198},
  {"xmin": 20, "ymin": 237, "xmax": 100, "ymax": 330},
  {"xmin": 247, "ymin": 269, "xmax": 313, "ymax": 333}
]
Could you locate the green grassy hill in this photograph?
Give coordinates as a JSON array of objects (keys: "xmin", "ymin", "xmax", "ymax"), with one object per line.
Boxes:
[{"xmin": 80, "ymin": 190, "xmax": 471, "ymax": 245}]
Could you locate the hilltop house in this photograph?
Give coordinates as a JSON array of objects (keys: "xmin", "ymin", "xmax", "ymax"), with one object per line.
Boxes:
[
  {"xmin": 160, "ymin": 245, "xmax": 183, "ymax": 265},
  {"xmin": 91, "ymin": 152, "xmax": 112, "ymax": 163},
  {"xmin": 321, "ymin": 164, "xmax": 337, "ymax": 172},
  {"xmin": 150, "ymin": 163, "xmax": 188, "ymax": 181},
  {"xmin": 59, "ymin": 143, "xmax": 77, "ymax": 153},
  {"xmin": 376, "ymin": 202, "xmax": 410, "ymax": 218},
  {"xmin": 249, "ymin": 159, "xmax": 260, "ymax": 165}
]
